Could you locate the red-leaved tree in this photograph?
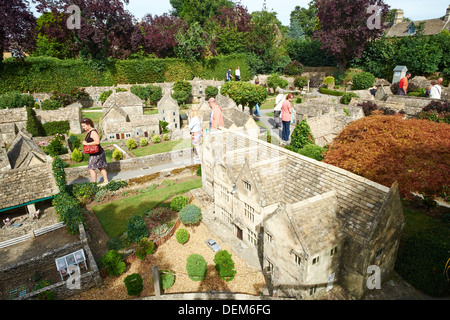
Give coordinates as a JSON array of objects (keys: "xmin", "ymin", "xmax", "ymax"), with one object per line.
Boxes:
[{"xmin": 313, "ymin": 0, "xmax": 389, "ymax": 74}]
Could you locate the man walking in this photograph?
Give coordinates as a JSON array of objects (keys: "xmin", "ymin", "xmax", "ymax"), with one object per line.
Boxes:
[{"xmin": 397, "ymin": 72, "xmax": 411, "ymax": 95}]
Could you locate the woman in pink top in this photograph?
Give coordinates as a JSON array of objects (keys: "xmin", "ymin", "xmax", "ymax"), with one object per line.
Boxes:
[{"xmin": 281, "ymin": 93, "xmax": 293, "ymax": 142}]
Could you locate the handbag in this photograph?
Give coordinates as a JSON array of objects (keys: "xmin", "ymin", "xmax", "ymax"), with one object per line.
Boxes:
[{"xmin": 83, "ymin": 144, "xmax": 99, "ymax": 154}]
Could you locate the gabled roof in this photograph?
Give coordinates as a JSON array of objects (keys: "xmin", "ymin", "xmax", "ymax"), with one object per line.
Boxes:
[
  {"xmin": 103, "ymin": 91, "xmax": 143, "ymax": 109},
  {"xmin": 157, "ymin": 92, "xmax": 178, "ymax": 110},
  {"xmin": 7, "ymin": 131, "xmax": 49, "ymax": 169},
  {"xmin": 386, "ymin": 17, "xmax": 450, "ymax": 37},
  {"xmin": 102, "ymin": 103, "xmax": 129, "ymax": 122}
]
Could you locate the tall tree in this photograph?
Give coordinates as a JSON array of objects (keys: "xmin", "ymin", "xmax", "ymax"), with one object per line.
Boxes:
[
  {"xmin": 34, "ymin": 0, "xmax": 135, "ymax": 61},
  {"xmin": 132, "ymin": 13, "xmax": 186, "ymax": 58},
  {"xmin": 169, "ymin": 0, "xmax": 233, "ymax": 26},
  {"xmin": 313, "ymin": 0, "xmax": 389, "ymax": 74},
  {"xmin": 0, "ymin": 0, "xmax": 36, "ymax": 66},
  {"xmin": 290, "ymin": 1, "xmax": 318, "ymax": 39}
]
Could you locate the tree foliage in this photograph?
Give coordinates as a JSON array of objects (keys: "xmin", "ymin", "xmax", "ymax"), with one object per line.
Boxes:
[
  {"xmin": 323, "ymin": 115, "xmax": 450, "ymax": 200},
  {"xmin": 220, "ymin": 81, "xmax": 268, "ymax": 115}
]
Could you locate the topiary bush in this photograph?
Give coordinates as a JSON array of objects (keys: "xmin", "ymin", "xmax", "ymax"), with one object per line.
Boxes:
[
  {"xmin": 179, "ymin": 204, "xmax": 202, "ymax": 225},
  {"xmin": 186, "ymin": 254, "xmax": 207, "ymax": 281},
  {"xmin": 159, "ymin": 270, "xmax": 175, "ymax": 290},
  {"xmin": 351, "ymin": 72, "xmax": 375, "ymax": 90},
  {"xmin": 170, "ymin": 195, "xmax": 189, "ymax": 212},
  {"xmin": 297, "ymin": 144, "xmax": 325, "ymax": 161},
  {"xmin": 112, "ymin": 149, "xmax": 123, "ymax": 161},
  {"xmin": 286, "ymin": 119, "xmax": 314, "ymax": 152},
  {"xmin": 205, "ymin": 86, "xmax": 219, "ymax": 99},
  {"xmin": 71, "ymin": 148, "xmax": 84, "ymax": 162},
  {"xmin": 126, "ymin": 214, "xmax": 149, "ymax": 243},
  {"xmin": 176, "ymin": 228, "xmax": 189, "ymax": 244},
  {"xmin": 267, "ymin": 74, "xmax": 288, "ymax": 93},
  {"xmin": 214, "ymin": 249, "xmax": 237, "ymax": 282},
  {"xmin": 126, "ymin": 139, "xmax": 137, "ymax": 150},
  {"xmin": 139, "ymin": 137, "xmax": 148, "ymax": 147},
  {"xmin": 124, "ymin": 273, "xmax": 143, "ymax": 296},
  {"xmin": 294, "ymin": 76, "xmax": 308, "ymax": 90},
  {"xmin": 101, "ymin": 250, "xmax": 126, "ymax": 276},
  {"xmin": 340, "ymin": 92, "xmax": 359, "ymax": 105},
  {"xmin": 135, "ymin": 237, "xmax": 155, "ymax": 260},
  {"xmin": 152, "ymin": 135, "xmax": 161, "ymax": 143}
]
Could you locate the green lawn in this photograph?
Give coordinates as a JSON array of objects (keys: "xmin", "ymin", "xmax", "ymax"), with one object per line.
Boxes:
[
  {"xmin": 81, "ymin": 112, "xmax": 103, "ymax": 125},
  {"xmin": 92, "ymin": 178, "xmax": 202, "ymax": 238},
  {"xmin": 131, "ymin": 139, "xmax": 191, "ymax": 157}
]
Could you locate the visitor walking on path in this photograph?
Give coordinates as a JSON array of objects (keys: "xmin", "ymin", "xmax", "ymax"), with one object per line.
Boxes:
[
  {"xmin": 274, "ymin": 89, "xmax": 285, "ymax": 129},
  {"xmin": 189, "ymin": 105, "xmax": 203, "ymax": 164},
  {"xmin": 81, "ymin": 118, "xmax": 108, "ymax": 184},
  {"xmin": 429, "ymin": 78, "xmax": 443, "ymax": 100},
  {"xmin": 209, "ymin": 97, "xmax": 224, "ymax": 131},
  {"xmin": 281, "ymin": 93, "xmax": 293, "ymax": 143},
  {"xmin": 253, "ymin": 78, "xmax": 262, "ymax": 117},
  {"xmin": 235, "ymin": 66, "xmax": 241, "ymax": 81},
  {"xmin": 226, "ymin": 68, "xmax": 233, "ymax": 82},
  {"xmin": 397, "ymin": 71, "xmax": 411, "ymax": 95}
]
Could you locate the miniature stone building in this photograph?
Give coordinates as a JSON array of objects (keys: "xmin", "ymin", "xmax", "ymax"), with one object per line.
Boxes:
[
  {"xmin": 157, "ymin": 91, "xmax": 180, "ymax": 131},
  {"xmin": 201, "ymin": 128, "xmax": 405, "ymax": 299},
  {"xmin": 6, "ymin": 130, "xmax": 52, "ymax": 169},
  {"xmin": 101, "ymin": 92, "xmax": 159, "ymax": 141}
]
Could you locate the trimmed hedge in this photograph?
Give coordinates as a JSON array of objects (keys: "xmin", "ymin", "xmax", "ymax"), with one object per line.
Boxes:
[
  {"xmin": 0, "ymin": 55, "xmax": 252, "ymax": 95},
  {"xmin": 42, "ymin": 120, "xmax": 70, "ymax": 136},
  {"xmin": 186, "ymin": 254, "xmax": 207, "ymax": 281}
]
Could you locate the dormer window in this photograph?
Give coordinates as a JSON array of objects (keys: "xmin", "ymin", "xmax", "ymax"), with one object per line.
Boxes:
[
  {"xmin": 244, "ymin": 180, "xmax": 251, "ymax": 191},
  {"xmin": 407, "ymin": 22, "xmax": 415, "ymax": 34}
]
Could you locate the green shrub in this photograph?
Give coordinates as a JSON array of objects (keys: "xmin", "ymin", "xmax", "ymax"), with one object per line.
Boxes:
[
  {"xmin": 99, "ymin": 90, "xmax": 113, "ymax": 103},
  {"xmin": 41, "ymin": 99, "xmax": 63, "ymax": 110},
  {"xmin": 205, "ymin": 86, "xmax": 219, "ymax": 99},
  {"xmin": 123, "ymin": 273, "xmax": 143, "ymax": 296},
  {"xmin": 352, "ymin": 72, "xmax": 375, "ymax": 90},
  {"xmin": 38, "ymin": 290, "xmax": 54, "ymax": 300},
  {"xmin": 69, "ymin": 182, "xmax": 100, "ymax": 203},
  {"xmin": 170, "ymin": 195, "xmax": 189, "ymax": 212},
  {"xmin": 0, "ymin": 91, "xmax": 34, "ymax": 109},
  {"xmin": 163, "ymin": 134, "xmax": 169, "ymax": 141},
  {"xmin": 43, "ymin": 121, "xmax": 70, "ymax": 136},
  {"xmin": 159, "ymin": 270, "xmax": 175, "ymax": 290},
  {"xmin": 103, "ymin": 179, "xmax": 128, "ymax": 191},
  {"xmin": 267, "ymin": 74, "xmax": 288, "ymax": 92},
  {"xmin": 283, "ymin": 60, "xmax": 304, "ymax": 76},
  {"xmin": 126, "ymin": 214, "xmax": 149, "ymax": 243},
  {"xmin": 294, "ymin": 76, "xmax": 308, "ymax": 90},
  {"xmin": 139, "ymin": 138, "xmax": 148, "ymax": 147},
  {"xmin": 395, "ymin": 225, "xmax": 450, "ymax": 297},
  {"xmin": 126, "ymin": 139, "xmax": 137, "ymax": 150},
  {"xmin": 101, "ymin": 250, "xmax": 126, "ymax": 276},
  {"xmin": 186, "ymin": 254, "xmax": 207, "ymax": 281},
  {"xmin": 172, "ymin": 90, "xmax": 190, "ymax": 105},
  {"xmin": 52, "ymin": 191, "xmax": 86, "ymax": 235},
  {"xmin": 196, "ymin": 165, "xmax": 201, "ymax": 176},
  {"xmin": 152, "ymin": 135, "xmax": 161, "ymax": 143},
  {"xmin": 135, "ymin": 237, "xmax": 155, "ymax": 260},
  {"xmin": 159, "ymin": 120, "xmax": 169, "ymax": 134},
  {"xmin": 319, "ymin": 87, "xmax": 345, "ymax": 96},
  {"xmin": 340, "ymin": 92, "xmax": 359, "ymax": 105},
  {"xmin": 179, "ymin": 204, "xmax": 202, "ymax": 225},
  {"xmin": 297, "ymin": 144, "xmax": 325, "ymax": 161},
  {"xmin": 68, "ymin": 134, "xmax": 81, "ymax": 150},
  {"xmin": 175, "ymin": 228, "xmax": 190, "ymax": 244},
  {"xmin": 112, "ymin": 149, "xmax": 123, "ymax": 161},
  {"xmin": 45, "ymin": 134, "xmax": 67, "ymax": 157},
  {"xmin": 70, "ymin": 147, "xmax": 83, "ymax": 162},
  {"xmin": 26, "ymin": 106, "xmax": 45, "ymax": 137},
  {"xmin": 214, "ymin": 250, "xmax": 237, "ymax": 282},
  {"xmin": 288, "ymin": 119, "xmax": 314, "ymax": 151},
  {"xmin": 106, "ymin": 237, "xmax": 127, "ymax": 251},
  {"xmin": 323, "ymin": 76, "xmax": 335, "ymax": 85}
]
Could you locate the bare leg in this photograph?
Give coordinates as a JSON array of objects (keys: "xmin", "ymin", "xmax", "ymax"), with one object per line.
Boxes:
[
  {"xmin": 99, "ymin": 168, "xmax": 108, "ymax": 183},
  {"xmin": 89, "ymin": 169, "xmax": 97, "ymax": 183}
]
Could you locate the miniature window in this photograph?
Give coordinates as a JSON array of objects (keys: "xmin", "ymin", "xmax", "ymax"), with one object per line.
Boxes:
[
  {"xmin": 247, "ymin": 228, "xmax": 257, "ymax": 246},
  {"xmin": 108, "ymin": 134, "xmax": 115, "ymax": 139},
  {"xmin": 244, "ymin": 203, "xmax": 255, "ymax": 222},
  {"xmin": 125, "ymin": 133, "xmax": 131, "ymax": 138},
  {"xmin": 376, "ymin": 248, "xmax": 383, "ymax": 259},
  {"xmin": 266, "ymin": 260, "xmax": 273, "ymax": 273},
  {"xmin": 310, "ymin": 285, "xmax": 317, "ymax": 295},
  {"xmin": 330, "ymin": 247, "xmax": 338, "ymax": 256},
  {"xmin": 312, "ymin": 256, "xmax": 320, "ymax": 265},
  {"xmin": 294, "ymin": 254, "xmax": 301, "ymax": 265},
  {"xmin": 266, "ymin": 232, "xmax": 272, "ymax": 243},
  {"xmin": 244, "ymin": 181, "xmax": 252, "ymax": 191}
]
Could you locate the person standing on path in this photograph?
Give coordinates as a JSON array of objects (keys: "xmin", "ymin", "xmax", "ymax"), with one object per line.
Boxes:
[
  {"xmin": 81, "ymin": 118, "xmax": 108, "ymax": 184},
  {"xmin": 209, "ymin": 97, "xmax": 224, "ymax": 131},
  {"xmin": 253, "ymin": 78, "xmax": 262, "ymax": 117},
  {"xmin": 226, "ymin": 68, "xmax": 233, "ymax": 82},
  {"xmin": 274, "ymin": 89, "xmax": 285, "ymax": 129},
  {"xmin": 235, "ymin": 66, "xmax": 241, "ymax": 81},
  {"xmin": 281, "ymin": 93, "xmax": 293, "ymax": 143},
  {"xmin": 429, "ymin": 78, "xmax": 443, "ymax": 100},
  {"xmin": 397, "ymin": 72, "xmax": 411, "ymax": 95},
  {"xmin": 189, "ymin": 105, "xmax": 203, "ymax": 164}
]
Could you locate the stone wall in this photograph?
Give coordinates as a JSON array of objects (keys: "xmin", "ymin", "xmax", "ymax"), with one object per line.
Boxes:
[{"xmin": 65, "ymin": 148, "xmax": 193, "ymax": 182}]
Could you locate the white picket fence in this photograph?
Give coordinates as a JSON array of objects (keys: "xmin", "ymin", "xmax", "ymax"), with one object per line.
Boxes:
[{"xmin": 0, "ymin": 222, "xmax": 65, "ymax": 249}]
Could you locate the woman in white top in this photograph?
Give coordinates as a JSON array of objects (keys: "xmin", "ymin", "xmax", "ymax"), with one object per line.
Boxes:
[
  {"xmin": 429, "ymin": 81, "xmax": 442, "ymax": 100},
  {"xmin": 273, "ymin": 89, "xmax": 285, "ymax": 129},
  {"xmin": 189, "ymin": 105, "xmax": 203, "ymax": 164},
  {"xmin": 235, "ymin": 66, "xmax": 241, "ymax": 81}
]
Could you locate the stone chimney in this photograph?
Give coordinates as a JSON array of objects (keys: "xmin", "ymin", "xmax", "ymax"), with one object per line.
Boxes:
[
  {"xmin": 394, "ymin": 9, "xmax": 404, "ymax": 24},
  {"xmin": 445, "ymin": 5, "xmax": 450, "ymax": 21}
]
